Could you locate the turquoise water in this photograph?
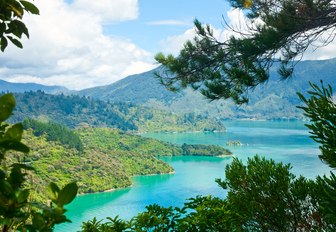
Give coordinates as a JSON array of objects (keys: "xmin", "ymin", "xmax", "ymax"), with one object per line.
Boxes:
[{"xmin": 56, "ymin": 121, "xmax": 327, "ymax": 231}]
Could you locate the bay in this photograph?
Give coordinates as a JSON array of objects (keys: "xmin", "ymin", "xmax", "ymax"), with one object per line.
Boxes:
[{"xmin": 56, "ymin": 120, "xmax": 327, "ymax": 231}]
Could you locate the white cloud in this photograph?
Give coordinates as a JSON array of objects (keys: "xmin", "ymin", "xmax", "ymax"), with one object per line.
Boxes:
[
  {"xmin": 301, "ymin": 28, "xmax": 336, "ymax": 60},
  {"xmin": 72, "ymin": 0, "xmax": 138, "ymax": 23},
  {"xmin": 147, "ymin": 20, "xmax": 191, "ymax": 26},
  {"xmin": 159, "ymin": 8, "xmax": 336, "ymax": 60},
  {"xmin": 159, "ymin": 28, "xmax": 197, "ymax": 55},
  {"xmin": 0, "ymin": 0, "xmax": 155, "ymax": 90},
  {"xmin": 159, "ymin": 9, "xmax": 248, "ymax": 54}
]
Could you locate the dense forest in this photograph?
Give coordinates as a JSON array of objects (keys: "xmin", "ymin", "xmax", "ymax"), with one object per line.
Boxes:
[
  {"xmin": 9, "ymin": 91, "xmax": 225, "ymax": 133},
  {"xmin": 7, "ymin": 122, "xmax": 231, "ymax": 201}
]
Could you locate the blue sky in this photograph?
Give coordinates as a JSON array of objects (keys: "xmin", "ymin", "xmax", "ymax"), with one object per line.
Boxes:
[
  {"xmin": 105, "ymin": 0, "xmax": 229, "ymax": 53},
  {"xmin": 0, "ymin": 0, "xmax": 334, "ymax": 90}
]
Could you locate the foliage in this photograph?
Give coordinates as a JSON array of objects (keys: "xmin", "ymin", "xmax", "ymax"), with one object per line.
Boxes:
[
  {"xmin": 298, "ymin": 82, "xmax": 336, "ymax": 227},
  {"xmin": 217, "ymin": 156, "xmax": 324, "ymax": 231},
  {"xmin": 0, "ymin": 0, "xmax": 39, "ymax": 51},
  {"xmin": 0, "ymin": 93, "xmax": 77, "ymax": 231},
  {"xmin": 155, "ymin": 0, "xmax": 336, "ymax": 104},
  {"xmin": 23, "ymin": 118, "xmax": 83, "ymax": 152},
  {"xmin": 298, "ymin": 82, "xmax": 336, "ymax": 169},
  {"xmin": 80, "ymin": 196, "xmax": 230, "ymax": 232}
]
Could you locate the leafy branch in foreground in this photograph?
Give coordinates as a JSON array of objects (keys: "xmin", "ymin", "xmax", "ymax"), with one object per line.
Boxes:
[
  {"xmin": 155, "ymin": 0, "xmax": 336, "ymax": 104},
  {"xmin": 0, "ymin": 0, "xmax": 39, "ymax": 51},
  {"xmin": 298, "ymin": 82, "xmax": 336, "ymax": 226},
  {"xmin": 0, "ymin": 93, "xmax": 78, "ymax": 231},
  {"xmin": 297, "ymin": 82, "xmax": 336, "ymax": 169}
]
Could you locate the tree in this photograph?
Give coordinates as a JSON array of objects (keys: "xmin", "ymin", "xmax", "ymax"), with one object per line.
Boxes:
[
  {"xmin": 0, "ymin": 2, "xmax": 79, "ymax": 230},
  {"xmin": 0, "ymin": 94, "xmax": 78, "ymax": 231},
  {"xmin": 155, "ymin": 0, "xmax": 336, "ymax": 104},
  {"xmin": 0, "ymin": 0, "xmax": 39, "ymax": 51}
]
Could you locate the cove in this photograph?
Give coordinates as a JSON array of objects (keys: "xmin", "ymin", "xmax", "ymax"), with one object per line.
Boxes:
[{"xmin": 56, "ymin": 121, "xmax": 327, "ymax": 231}]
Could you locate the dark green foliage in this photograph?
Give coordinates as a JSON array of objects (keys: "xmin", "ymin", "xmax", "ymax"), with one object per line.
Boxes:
[
  {"xmin": 23, "ymin": 118, "xmax": 83, "ymax": 152},
  {"xmin": 81, "ymin": 216, "xmax": 129, "ymax": 232},
  {"xmin": 0, "ymin": 0, "xmax": 39, "ymax": 51},
  {"xmin": 155, "ymin": 0, "xmax": 336, "ymax": 104},
  {"xmin": 181, "ymin": 143, "xmax": 232, "ymax": 156},
  {"xmin": 80, "ymin": 196, "xmax": 231, "ymax": 232},
  {"xmin": 217, "ymin": 156, "xmax": 323, "ymax": 231},
  {"xmin": 0, "ymin": 93, "xmax": 77, "ymax": 231},
  {"xmin": 298, "ymin": 83, "xmax": 336, "ymax": 227},
  {"xmin": 297, "ymin": 82, "xmax": 336, "ymax": 169}
]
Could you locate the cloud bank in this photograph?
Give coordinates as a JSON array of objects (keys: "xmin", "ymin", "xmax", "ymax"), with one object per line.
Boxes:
[{"xmin": 0, "ymin": 0, "xmax": 156, "ymax": 90}]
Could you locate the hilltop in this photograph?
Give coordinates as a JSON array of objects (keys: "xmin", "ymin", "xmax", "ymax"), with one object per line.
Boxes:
[{"xmin": 79, "ymin": 58, "xmax": 336, "ymax": 120}]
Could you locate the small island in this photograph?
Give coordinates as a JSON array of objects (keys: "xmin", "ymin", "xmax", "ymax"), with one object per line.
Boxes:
[
  {"xmin": 181, "ymin": 143, "xmax": 232, "ymax": 157},
  {"xmin": 226, "ymin": 140, "xmax": 243, "ymax": 146}
]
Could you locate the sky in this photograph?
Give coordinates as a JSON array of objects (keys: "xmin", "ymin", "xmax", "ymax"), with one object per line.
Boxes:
[{"xmin": 0, "ymin": 0, "xmax": 335, "ymax": 90}]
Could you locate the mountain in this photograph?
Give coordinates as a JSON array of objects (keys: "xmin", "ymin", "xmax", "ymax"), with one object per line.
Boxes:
[
  {"xmin": 79, "ymin": 58, "xmax": 336, "ymax": 120},
  {"xmin": 79, "ymin": 67, "xmax": 182, "ymax": 104},
  {"xmin": 0, "ymin": 79, "xmax": 69, "ymax": 94},
  {"xmin": 10, "ymin": 91, "xmax": 225, "ymax": 132}
]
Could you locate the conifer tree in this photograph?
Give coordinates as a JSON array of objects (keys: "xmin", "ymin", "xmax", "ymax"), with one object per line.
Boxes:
[{"xmin": 155, "ymin": 0, "xmax": 336, "ymax": 103}]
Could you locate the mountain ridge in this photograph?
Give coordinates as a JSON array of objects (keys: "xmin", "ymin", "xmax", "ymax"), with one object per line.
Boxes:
[
  {"xmin": 78, "ymin": 58, "xmax": 336, "ymax": 120},
  {"xmin": 0, "ymin": 79, "xmax": 70, "ymax": 94}
]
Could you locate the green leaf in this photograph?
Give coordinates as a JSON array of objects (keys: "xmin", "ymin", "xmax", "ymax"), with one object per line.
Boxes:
[
  {"xmin": 17, "ymin": 189, "xmax": 30, "ymax": 203},
  {"xmin": 20, "ymin": 0, "xmax": 40, "ymax": 15},
  {"xmin": 47, "ymin": 182, "xmax": 60, "ymax": 201},
  {"xmin": 7, "ymin": 36, "xmax": 23, "ymax": 49},
  {"xmin": 0, "ymin": 94, "xmax": 16, "ymax": 121},
  {"xmin": 11, "ymin": 163, "xmax": 35, "ymax": 171},
  {"xmin": 0, "ymin": 180, "xmax": 13, "ymax": 194},
  {"xmin": 57, "ymin": 182, "xmax": 78, "ymax": 206},
  {"xmin": 9, "ymin": 20, "xmax": 29, "ymax": 38},
  {"xmin": 0, "ymin": 141, "xmax": 30, "ymax": 153},
  {"xmin": 4, "ymin": 123, "xmax": 23, "ymax": 142},
  {"xmin": 8, "ymin": 4, "xmax": 23, "ymax": 18},
  {"xmin": 0, "ymin": 37, "xmax": 8, "ymax": 52}
]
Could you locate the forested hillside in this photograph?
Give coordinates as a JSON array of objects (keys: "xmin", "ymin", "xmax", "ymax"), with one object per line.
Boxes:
[
  {"xmin": 79, "ymin": 58, "xmax": 336, "ymax": 120},
  {"xmin": 9, "ymin": 91, "xmax": 225, "ymax": 132},
  {"xmin": 8, "ymin": 125, "xmax": 231, "ymax": 201}
]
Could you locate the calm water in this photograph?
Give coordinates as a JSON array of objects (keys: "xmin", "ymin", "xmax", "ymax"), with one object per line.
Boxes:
[{"xmin": 56, "ymin": 121, "xmax": 328, "ymax": 231}]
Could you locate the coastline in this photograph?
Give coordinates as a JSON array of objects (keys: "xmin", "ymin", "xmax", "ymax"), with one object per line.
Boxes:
[{"xmin": 78, "ymin": 171, "xmax": 176, "ymax": 196}]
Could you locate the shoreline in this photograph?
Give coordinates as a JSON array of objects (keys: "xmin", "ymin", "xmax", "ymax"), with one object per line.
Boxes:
[{"xmin": 78, "ymin": 171, "xmax": 176, "ymax": 196}]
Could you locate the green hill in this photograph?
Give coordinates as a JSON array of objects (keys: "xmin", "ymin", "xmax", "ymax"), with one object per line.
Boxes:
[
  {"xmin": 9, "ymin": 126, "xmax": 231, "ymax": 201},
  {"xmin": 79, "ymin": 58, "xmax": 336, "ymax": 120},
  {"xmin": 10, "ymin": 91, "xmax": 225, "ymax": 132}
]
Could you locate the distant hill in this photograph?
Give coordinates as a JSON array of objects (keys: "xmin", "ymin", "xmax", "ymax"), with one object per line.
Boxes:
[
  {"xmin": 0, "ymin": 79, "xmax": 69, "ymax": 94},
  {"xmin": 10, "ymin": 91, "xmax": 225, "ymax": 133},
  {"xmin": 79, "ymin": 58, "xmax": 336, "ymax": 120},
  {"xmin": 79, "ymin": 67, "xmax": 183, "ymax": 104}
]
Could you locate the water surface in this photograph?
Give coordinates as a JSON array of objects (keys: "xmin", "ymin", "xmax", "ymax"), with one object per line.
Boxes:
[{"xmin": 56, "ymin": 121, "xmax": 327, "ymax": 231}]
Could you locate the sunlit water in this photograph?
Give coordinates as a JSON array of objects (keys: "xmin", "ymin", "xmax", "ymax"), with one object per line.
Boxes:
[{"xmin": 56, "ymin": 121, "xmax": 328, "ymax": 231}]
